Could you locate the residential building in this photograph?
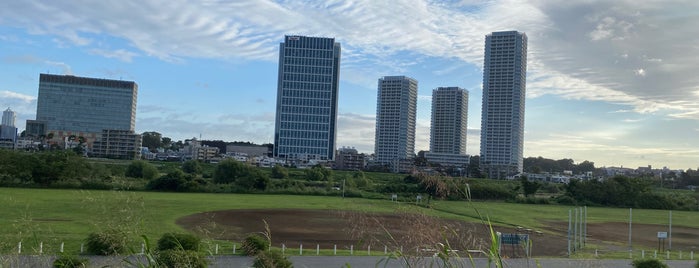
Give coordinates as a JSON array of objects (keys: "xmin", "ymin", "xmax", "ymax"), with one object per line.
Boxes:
[
  {"xmin": 91, "ymin": 129, "xmax": 142, "ymax": 159},
  {"xmin": 374, "ymin": 76, "xmax": 418, "ymax": 172},
  {"xmin": 0, "ymin": 108, "xmax": 17, "ymax": 149},
  {"xmin": 479, "ymin": 31, "xmax": 528, "ymax": 179},
  {"xmin": 2, "ymin": 108, "xmax": 16, "ymax": 127},
  {"xmin": 226, "ymin": 144, "xmax": 271, "ymax": 157},
  {"xmin": 274, "ymin": 35, "xmax": 341, "ymax": 161},
  {"xmin": 426, "ymin": 87, "xmax": 469, "ymax": 167},
  {"xmin": 0, "ymin": 125, "xmax": 17, "ymax": 149},
  {"xmin": 193, "ymin": 146, "xmax": 220, "ymax": 163},
  {"xmin": 334, "ymin": 147, "xmax": 366, "ymax": 170}
]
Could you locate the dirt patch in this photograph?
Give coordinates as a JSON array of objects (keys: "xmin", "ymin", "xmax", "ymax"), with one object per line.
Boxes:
[
  {"xmin": 176, "ymin": 209, "xmax": 568, "ymax": 257},
  {"xmin": 546, "ymin": 221, "xmax": 699, "ymax": 252}
]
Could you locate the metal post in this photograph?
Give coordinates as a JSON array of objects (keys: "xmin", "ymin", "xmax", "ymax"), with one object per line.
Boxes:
[
  {"xmin": 60, "ymin": 242, "xmax": 64, "ymax": 253},
  {"xmin": 334, "ymin": 245, "xmax": 336, "ymax": 255},
  {"xmin": 567, "ymin": 209, "xmax": 571, "ymax": 256},
  {"xmin": 368, "ymin": 245, "xmax": 371, "ymax": 256},
  {"xmin": 584, "ymin": 206, "xmax": 587, "ymax": 247},
  {"xmin": 669, "ymin": 211, "xmax": 673, "ymax": 250},
  {"xmin": 628, "ymin": 208, "xmax": 633, "ymax": 251},
  {"xmin": 579, "ymin": 207, "xmax": 583, "ymax": 249},
  {"xmin": 300, "ymin": 244, "xmax": 303, "ymax": 255},
  {"xmin": 385, "ymin": 245, "xmax": 387, "ymax": 254},
  {"xmin": 215, "ymin": 244, "xmax": 219, "ymax": 254},
  {"xmin": 574, "ymin": 208, "xmax": 578, "ymax": 251},
  {"xmin": 316, "ymin": 244, "xmax": 319, "ymax": 255},
  {"xmin": 18, "ymin": 242, "xmax": 21, "ymax": 254},
  {"xmin": 351, "ymin": 245, "xmax": 353, "ymax": 255},
  {"xmin": 39, "ymin": 242, "xmax": 43, "ymax": 254},
  {"xmin": 233, "ymin": 244, "xmax": 236, "ymax": 254}
]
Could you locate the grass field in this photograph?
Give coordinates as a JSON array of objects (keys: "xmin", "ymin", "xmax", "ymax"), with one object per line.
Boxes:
[{"xmin": 1, "ymin": 187, "xmax": 697, "ymax": 255}]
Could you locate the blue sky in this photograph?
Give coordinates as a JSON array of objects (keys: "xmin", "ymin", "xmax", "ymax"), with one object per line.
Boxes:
[{"xmin": 1, "ymin": 0, "xmax": 698, "ymax": 170}]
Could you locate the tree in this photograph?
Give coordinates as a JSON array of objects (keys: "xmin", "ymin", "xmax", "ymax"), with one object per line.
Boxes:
[
  {"xmin": 270, "ymin": 164, "xmax": 288, "ymax": 179},
  {"xmin": 520, "ymin": 176, "xmax": 541, "ymax": 197},
  {"xmin": 305, "ymin": 165, "xmax": 332, "ymax": 181},
  {"xmin": 182, "ymin": 160, "xmax": 202, "ymax": 174},
  {"xmin": 141, "ymin": 131, "xmax": 163, "ymax": 151},
  {"xmin": 213, "ymin": 159, "xmax": 248, "ymax": 184},
  {"xmin": 125, "ymin": 160, "xmax": 159, "ymax": 180},
  {"xmin": 161, "ymin": 137, "xmax": 172, "ymax": 148}
]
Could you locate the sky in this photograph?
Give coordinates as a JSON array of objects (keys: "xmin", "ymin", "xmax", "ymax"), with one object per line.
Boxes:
[{"xmin": 1, "ymin": 0, "xmax": 698, "ymax": 170}]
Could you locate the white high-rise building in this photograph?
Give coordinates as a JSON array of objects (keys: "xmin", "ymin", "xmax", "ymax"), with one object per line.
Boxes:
[
  {"xmin": 426, "ymin": 87, "xmax": 469, "ymax": 167},
  {"xmin": 479, "ymin": 31, "xmax": 528, "ymax": 179},
  {"xmin": 374, "ymin": 76, "xmax": 418, "ymax": 168},
  {"xmin": 0, "ymin": 108, "xmax": 17, "ymax": 149},
  {"xmin": 2, "ymin": 108, "xmax": 15, "ymax": 127}
]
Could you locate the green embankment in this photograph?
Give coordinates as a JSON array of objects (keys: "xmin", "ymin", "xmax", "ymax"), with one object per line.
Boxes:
[{"xmin": 1, "ymin": 187, "xmax": 696, "ymax": 255}]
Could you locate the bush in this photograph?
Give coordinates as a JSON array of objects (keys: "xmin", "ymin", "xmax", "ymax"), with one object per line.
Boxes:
[
  {"xmin": 242, "ymin": 234, "xmax": 269, "ymax": 256},
  {"xmin": 85, "ymin": 229, "xmax": 128, "ymax": 255},
  {"xmin": 182, "ymin": 160, "xmax": 203, "ymax": 174},
  {"xmin": 253, "ymin": 250, "xmax": 292, "ymax": 268},
  {"xmin": 53, "ymin": 254, "xmax": 88, "ymax": 268},
  {"xmin": 125, "ymin": 160, "xmax": 159, "ymax": 180},
  {"xmin": 157, "ymin": 232, "xmax": 201, "ymax": 251},
  {"xmin": 156, "ymin": 249, "xmax": 208, "ymax": 268},
  {"xmin": 632, "ymin": 258, "xmax": 668, "ymax": 268}
]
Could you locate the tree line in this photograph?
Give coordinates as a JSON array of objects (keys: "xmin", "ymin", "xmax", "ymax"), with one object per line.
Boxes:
[{"xmin": 1, "ymin": 149, "xmax": 697, "ymax": 210}]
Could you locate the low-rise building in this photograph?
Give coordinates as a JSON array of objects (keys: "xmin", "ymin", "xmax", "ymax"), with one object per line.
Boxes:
[
  {"xmin": 92, "ymin": 129, "xmax": 142, "ymax": 159},
  {"xmin": 424, "ymin": 152, "xmax": 469, "ymax": 167},
  {"xmin": 334, "ymin": 147, "xmax": 366, "ymax": 170}
]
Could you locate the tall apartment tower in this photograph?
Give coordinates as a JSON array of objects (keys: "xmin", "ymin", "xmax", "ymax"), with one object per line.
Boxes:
[
  {"xmin": 426, "ymin": 87, "xmax": 470, "ymax": 167},
  {"xmin": 274, "ymin": 35, "xmax": 341, "ymax": 161},
  {"xmin": 479, "ymin": 31, "xmax": 528, "ymax": 179},
  {"xmin": 36, "ymin": 73, "xmax": 138, "ymax": 133},
  {"xmin": 2, "ymin": 108, "xmax": 16, "ymax": 127},
  {"xmin": 0, "ymin": 108, "xmax": 18, "ymax": 149},
  {"xmin": 374, "ymin": 76, "xmax": 418, "ymax": 168}
]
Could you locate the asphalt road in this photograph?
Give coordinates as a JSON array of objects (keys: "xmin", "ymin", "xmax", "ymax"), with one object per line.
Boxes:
[{"xmin": 3, "ymin": 255, "xmax": 697, "ymax": 267}]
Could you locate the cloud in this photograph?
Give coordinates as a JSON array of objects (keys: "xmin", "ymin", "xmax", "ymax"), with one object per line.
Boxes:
[
  {"xmin": 0, "ymin": 90, "xmax": 36, "ymax": 103},
  {"xmin": 44, "ymin": 61, "xmax": 73, "ymax": 75},
  {"xmin": 88, "ymin": 48, "xmax": 138, "ymax": 62}
]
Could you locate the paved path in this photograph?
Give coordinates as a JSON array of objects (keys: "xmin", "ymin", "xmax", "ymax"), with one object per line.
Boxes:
[{"xmin": 2, "ymin": 255, "xmax": 696, "ymax": 267}]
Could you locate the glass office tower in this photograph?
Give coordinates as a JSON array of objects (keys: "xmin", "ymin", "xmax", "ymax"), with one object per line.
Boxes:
[{"xmin": 274, "ymin": 35, "xmax": 341, "ymax": 161}]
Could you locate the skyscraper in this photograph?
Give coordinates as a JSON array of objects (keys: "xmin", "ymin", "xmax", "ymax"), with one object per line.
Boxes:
[
  {"xmin": 0, "ymin": 108, "xmax": 17, "ymax": 149},
  {"xmin": 374, "ymin": 76, "xmax": 418, "ymax": 167},
  {"xmin": 479, "ymin": 31, "xmax": 528, "ymax": 179},
  {"xmin": 426, "ymin": 87, "xmax": 469, "ymax": 167},
  {"xmin": 2, "ymin": 108, "xmax": 16, "ymax": 127},
  {"xmin": 274, "ymin": 35, "xmax": 341, "ymax": 161},
  {"xmin": 36, "ymin": 73, "xmax": 138, "ymax": 133}
]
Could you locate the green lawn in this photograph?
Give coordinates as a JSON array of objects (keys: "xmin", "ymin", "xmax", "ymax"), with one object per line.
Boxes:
[{"xmin": 1, "ymin": 187, "xmax": 697, "ymax": 255}]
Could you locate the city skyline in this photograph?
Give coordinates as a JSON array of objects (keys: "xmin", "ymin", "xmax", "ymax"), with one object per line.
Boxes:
[{"xmin": 1, "ymin": 1, "xmax": 698, "ymax": 169}]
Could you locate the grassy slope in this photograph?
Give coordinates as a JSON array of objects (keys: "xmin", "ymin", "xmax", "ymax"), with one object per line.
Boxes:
[{"xmin": 1, "ymin": 187, "xmax": 696, "ymax": 254}]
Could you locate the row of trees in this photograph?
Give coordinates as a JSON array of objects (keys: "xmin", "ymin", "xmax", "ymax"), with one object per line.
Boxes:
[{"xmin": 1, "ymin": 149, "xmax": 697, "ymax": 210}]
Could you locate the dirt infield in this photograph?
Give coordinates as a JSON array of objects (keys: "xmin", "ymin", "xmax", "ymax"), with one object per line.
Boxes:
[{"xmin": 176, "ymin": 209, "xmax": 699, "ymax": 257}]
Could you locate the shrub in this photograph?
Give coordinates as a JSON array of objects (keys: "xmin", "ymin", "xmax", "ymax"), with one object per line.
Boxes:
[
  {"xmin": 157, "ymin": 232, "xmax": 201, "ymax": 251},
  {"xmin": 125, "ymin": 160, "xmax": 159, "ymax": 180},
  {"xmin": 182, "ymin": 160, "xmax": 203, "ymax": 174},
  {"xmin": 53, "ymin": 254, "xmax": 88, "ymax": 268},
  {"xmin": 156, "ymin": 249, "xmax": 208, "ymax": 268},
  {"xmin": 85, "ymin": 229, "xmax": 128, "ymax": 255},
  {"xmin": 242, "ymin": 234, "xmax": 269, "ymax": 256},
  {"xmin": 253, "ymin": 250, "xmax": 292, "ymax": 268},
  {"xmin": 632, "ymin": 258, "xmax": 669, "ymax": 268}
]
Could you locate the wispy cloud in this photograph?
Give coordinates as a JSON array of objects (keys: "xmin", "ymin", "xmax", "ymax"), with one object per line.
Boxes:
[
  {"xmin": 1, "ymin": 90, "xmax": 36, "ymax": 103},
  {"xmin": 88, "ymin": 48, "xmax": 138, "ymax": 62}
]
